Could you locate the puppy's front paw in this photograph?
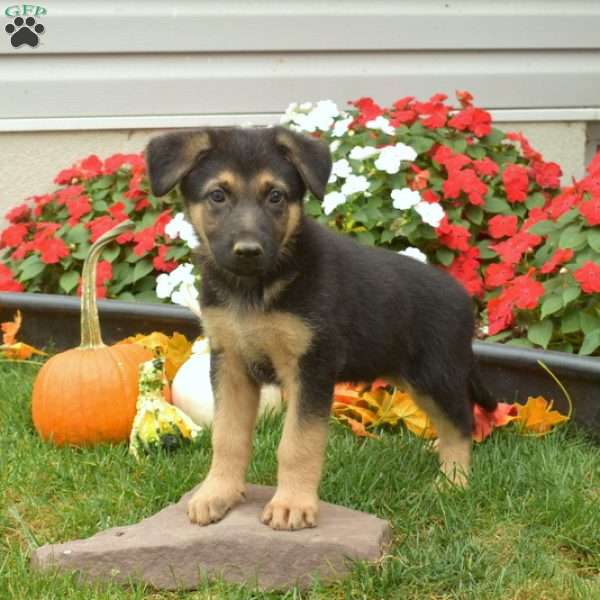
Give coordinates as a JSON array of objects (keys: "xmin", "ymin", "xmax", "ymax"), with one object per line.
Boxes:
[
  {"xmin": 260, "ymin": 491, "xmax": 319, "ymax": 531},
  {"xmin": 187, "ymin": 478, "xmax": 245, "ymax": 525}
]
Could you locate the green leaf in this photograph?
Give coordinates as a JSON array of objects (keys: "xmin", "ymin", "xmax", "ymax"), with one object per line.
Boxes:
[
  {"xmin": 506, "ymin": 338, "xmax": 534, "ymax": 349},
  {"xmin": 116, "ymin": 291, "xmax": 136, "ymax": 302},
  {"xmin": 587, "ymin": 229, "xmax": 600, "ymax": 253},
  {"xmin": 89, "ymin": 175, "xmax": 115, "ymax": 190},
  {"xmin": 527, "ymin": 320, "xmax": 553, "ymax": 349},
  {"xmin": 165, "ymin": 245, "xmax": 190, "ymax": 261},
  {"xmin": 71, "ymin": 243, "xmax": 91, "ymax": 260},
  {"xmin": 559, "ymin": 224, "xmax": 587, "ymax": 250},
  {"xmin": 59, "ymin": 270, "xmax": 80, "ymax": 293},
  {"xmin": 408, "ymin": 136, "xmax": 435, "ymax": 154},
  {"xmin": 580, "ymin": 312, "xmax": 600, "ymax": 335},
  {"xmin": 380, "ymin": 229, "xmax": 395, "ymax": 244},
  {"xmin": 561, "ymin": 310, "xmax": 580, "ymax": 335},
  {"xmin": 476, "ymin": 240, "xmax": 497, "ymax": 260},
  {"xmin": 562, "ymin": 285, "xmax": 581, "ymax": 305},
  {"xmin": 528, "ymin": 220, "xmax": 557, "ymax": 236},
  {"xmin": 134, "ymin": 290, "xmax": 161, "ymax": 303},
  {"xmin": 465, "ymin": 205, "xmax": 484, "ymax": 225},
  {"xmin": 482, "ymin": 128, "xmax": 505, "ymax": 146},
  {"xmin": 435, "ymin": 247, "xmax": 454, "ymax": 267},
  {"xmin": 466, "ymin": 144, "xmax": 486, "ymax": 160},
  {"xmin": 110, "ymin": 263, "xmax": 134, "ymax": 294},
  {"xmin": 101, "ymin": 244, "xmax": 120, "ymax": 263},
  {"xmin": 442, "ymin": 138, "xmax": 467, "ymax": 154},
  {"xmin": 132, "ymin": 258, "xmax": 154, "ymax": 283},
  {"xmin": 19, "ymin": 256, "xmax": 45, "ymax": 281},
  {"xmin": 540, "ymin": 295, "xmax": 563, "ymax": 319},
  {"xmin": 579, "ymin": 330, "xmax": 600, "ymax": 356},
  {"xmin": 356, "ymin": 231, "xmax": 375, "ymax": 246},
  {"xmin": 484, "ymin": 195, "xmax": 511, "ymax": 214},
  {"xmin": 556, "ymin": 208, "xmax": 579, "ymax": 227},
  {"xmin": 65, "ymin": 224, "xmax": 89, "ymax": 245},
  {"xmin": 525, "ymin": 192, "xmax": 546, "ymax": 210},
  {"xmin": 485, "ymin": 330, "xmax": 513, "ymax": 343},
  {"xmin": 92, "ymin": 199, "xmax": 108, "ymax": 213}
]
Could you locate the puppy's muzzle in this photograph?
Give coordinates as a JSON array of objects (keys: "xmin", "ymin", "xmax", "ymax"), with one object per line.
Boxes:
[{"xmin": 233, "ymin": 240, "xmax": 264, "ymax": 258}]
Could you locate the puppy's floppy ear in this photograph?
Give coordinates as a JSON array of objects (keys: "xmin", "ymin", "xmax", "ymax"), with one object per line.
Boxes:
[
  {"xmin": 274, "ymin": 127, "xmax": 332, "ymax": 200},
  {"xmin": 145, "ymin": 129, "xmax": 212, "ymax": 197}
]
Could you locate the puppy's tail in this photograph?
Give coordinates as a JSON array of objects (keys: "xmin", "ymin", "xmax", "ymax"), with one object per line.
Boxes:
[{"xmin": 469, "ymin": 362, "xmax": 497, "ymax": 412}]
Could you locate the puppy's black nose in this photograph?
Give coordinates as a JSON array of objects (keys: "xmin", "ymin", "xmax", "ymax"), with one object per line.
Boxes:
[{"xmin": 233, "ymin": 240, "xmax": 263, "ymax": 258}]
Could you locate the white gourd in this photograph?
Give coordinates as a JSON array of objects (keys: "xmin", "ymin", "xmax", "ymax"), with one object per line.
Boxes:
[{"xmin": 172, "ymin": 339, "xmax": 283, "ymax": 426}]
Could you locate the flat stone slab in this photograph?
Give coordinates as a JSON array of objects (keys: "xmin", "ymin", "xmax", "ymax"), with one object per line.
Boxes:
[{"xmin": 31, "ymin": 484, "xmax": 392, "ymax": 591}]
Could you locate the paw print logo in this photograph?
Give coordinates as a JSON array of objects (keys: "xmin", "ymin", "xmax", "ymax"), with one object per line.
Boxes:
[{"xmin": 5, "ymin": 16, "xmax": 45, "ymax": 48}]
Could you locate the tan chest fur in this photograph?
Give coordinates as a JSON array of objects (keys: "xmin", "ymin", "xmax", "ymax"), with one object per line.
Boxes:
[{"xmin": 201, "ymin": 307, "xmax": 313, "ymax": 380}]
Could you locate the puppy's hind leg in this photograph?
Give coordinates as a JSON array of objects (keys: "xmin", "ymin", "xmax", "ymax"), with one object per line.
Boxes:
[{"xmin": 409, "ymin": 387, "xmax": 473, "ymax": 487}]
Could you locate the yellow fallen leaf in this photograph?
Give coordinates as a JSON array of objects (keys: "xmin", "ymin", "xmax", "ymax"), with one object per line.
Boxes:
[
  {"xmin": 120, "ymin": 331, "xmax": 194, "ymax": 382},
  {"xmin": 516, "ymin": 396, "xmax": 569, "ymax": 434},
  {"xmin": 388, "ymin": 389, "xmax": 437, "ymax": 438}
]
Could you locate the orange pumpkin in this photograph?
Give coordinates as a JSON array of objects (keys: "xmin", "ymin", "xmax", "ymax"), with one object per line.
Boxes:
[{"xmin": 31, "ymin": 220, "xmax": 153, "ymax": 445}]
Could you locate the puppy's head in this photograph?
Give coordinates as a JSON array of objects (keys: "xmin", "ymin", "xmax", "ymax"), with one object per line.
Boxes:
[{"xmin": 145, "ymin": 127, "xmax": 331, "ymax": 277}]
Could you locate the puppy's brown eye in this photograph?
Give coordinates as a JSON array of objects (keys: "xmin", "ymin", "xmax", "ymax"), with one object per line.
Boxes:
[
  {"xmin": 268, "ymin": 190, "xmax": 284, "ymax": 204},
  {"xmin": 209, "ymin": 189, "xmax": 226, "ymax": 204}
]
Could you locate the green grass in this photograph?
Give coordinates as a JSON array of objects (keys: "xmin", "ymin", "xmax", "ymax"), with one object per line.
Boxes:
[{"xmin": 1, "ymin": 361, "xmax": 599, "ymax": 600}]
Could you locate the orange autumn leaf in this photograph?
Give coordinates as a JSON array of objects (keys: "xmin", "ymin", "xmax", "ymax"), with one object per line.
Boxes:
[
  {"xmin": 473, "ymin": 402, "xmax": 518, "ymax": 442},
  {"xmin": 120, "ymin": 331, "xmax": 193, "ymax": 382},
  {"xmin": 516, "ymin": 396, "xmax": 570, "ymax": 434},
  {"xmin": 335, "ymin": 414, "xmax": 378, "ymax": 439},
  {"xmin": 1, "ymin": 310, "xmax": 22, "ymax": 345}
]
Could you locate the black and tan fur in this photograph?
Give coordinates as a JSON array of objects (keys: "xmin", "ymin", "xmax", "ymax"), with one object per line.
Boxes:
[{"xmin": 145, "ymin": 126, "xmax": 496, "ymax": 531}]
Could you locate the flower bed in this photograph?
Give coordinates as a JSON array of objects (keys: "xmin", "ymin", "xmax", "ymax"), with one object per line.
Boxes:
[{"xmin": 1, "ymin": 91, "xmax": 599, "ymax": 358}]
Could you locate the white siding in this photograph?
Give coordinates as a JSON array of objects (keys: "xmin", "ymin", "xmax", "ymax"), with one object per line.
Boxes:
[{"xmin": 1, "ymin": 0, "xmax": 600, "ymax": 130}]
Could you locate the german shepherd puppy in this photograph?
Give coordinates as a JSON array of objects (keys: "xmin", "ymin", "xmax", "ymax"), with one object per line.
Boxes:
[{"xmin": 145, "ymin": 126, "xmax": 496, "ymax": 531}]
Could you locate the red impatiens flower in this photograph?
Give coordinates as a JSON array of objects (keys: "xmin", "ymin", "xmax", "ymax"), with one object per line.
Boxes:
[
  {"xmin": 124, "ymin": 171, "xmax": 145, "ymax": 200},
  {"xmin": 421, "ymin": 188, "xmax": 441, "ymax": 203},
  {"xmin": 1, "ymin": 223, "xmax": 28, "ymax": 247},
  {"xmin": 447, "ymin": 247, "xmax": 483, "ymax": 296},
  {"xmin": 472, "ymin": 157, "xmax": 499, "ymax": 177},
  {"xmin": 132, "ymin": 226, "xmax": 156, "ymax": 256},
  {"xmin": 413, "ymin": 93, "xmax": 450, "ymax": 129},
  {"xmin": 153, "ymin": 245, "xmax": 178, "ymax": 273},
  {"xmin": 108, "ymin": 201, "xmax": 129, "ymax": 222},
  {"xmin": 87, "ymin": 216, "xmax": 119, "ymax": 242},
  {"xmin": 456, "ymin": 90, "xmax": 474, "ymax": 107},
  {"xmin": 573, "ymin": 261, "xmax": 600, "ymax": 294},
  {"xmin": 506, "ymin": 132, "xmax": 543, "ymax": 162},
  {"xmin": 447, "ymin": 106, "xmax": 492, "ymax": 138},
  {"xmin": 55, "ymin": 185, "xmax": 85, "ymax": 205},
  {"xmin": 432, "ymin": 145, "xmax": 471, "ymax": 172},
  {"xmin": 443, "ymin": 168, "xmax": 487, "ymax": 206},
  {"xmin": 134, "ymin": 197, "xmax": 151, "ymax": 212},
  {"xmin": 545, "ymin": 188, "xmax": 580, "ymax": 220},
  {"xmin": 32, "ymin": 193, "xmax": 55, "ymax": 217},
  {"xmin": 95, "ymin": 260, "xmax": 113, "ymax": 298},
  {"xmin": 103, "ymin": 153, "xmax": 145, "ymax": 175},
  {"xmin": 436, "ymin": 217, "xmax": 471, "ymax": 251},
  {"xmin": 0, "ymin": 264, "xmax": 23, "ymax": 292},
  {"xmin": 54, "ymin": 167, "xmax": 81, "ymax": 185},
  {"xmin": 578, "ymin": 196, "xmax": 600, "ymax": 226},
  {"xmin": 484, "ymin": 263, "xmax": 515, "ymax": 289},
  {"xmin": 65, "ymin": 195, "xmax": 92, "ymax": 225},
  {"xmin": 5, "ymin": 203, "xmax": 30, "ymax": 223},
  {"xmin": 490, "ymin": 230, "xmax": 542, "ymax": 265},
  {"xmin": 532, "ymin": 161, "xmax": 562, "ymax": 189},
  {"xmin": 389, "ymin": 96, "xmax": 416, "ymax": 126},
  {"xmin": 350, "ymin": 97, "xmax": 384, "ymax": 126},
  {"xmin": 502, "ymin": 164, "xmax": 529, "ymax": 203},
  {"xmin": 38, "ymin": 237, "xmax": 69, "ymax": 264},
  {"xmin": 488, "ymin": 215, "xmax": 518, "ymax": 239},
  {"xmin": 79, "ymin": 155, "xmax": 103, "ymax": 178},
  {"xmin": 487, "ymin": 270, "xmax": 544, "ymax": 334},
  {"xmin": 540, "ymin": 248, "xmax": 574, "ymax": 274}
]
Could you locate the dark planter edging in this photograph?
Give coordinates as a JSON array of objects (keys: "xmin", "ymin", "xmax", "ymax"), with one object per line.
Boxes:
[{"xmin": 1, "ymin": 292, "xmax": 598, "ymax": 433}]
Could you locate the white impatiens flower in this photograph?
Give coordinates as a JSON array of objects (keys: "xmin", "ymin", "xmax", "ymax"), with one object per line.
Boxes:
[
  {"xmin": 156, "ymin": 263, "xmax": 200, "ymax": 312},
  {"xmin": 341, "ymin": 174, "xmax": 369, "ymax": 196},
  {"xmin": 349, "ymin": 146, "xmax": 380, "ymax": 161},
  {"xmin": 415, "ymin": 201, "xmax": 445, "ymax": 228},
  {"xmin": 398, "ymin": 247, "xmax": 428, "ymax": 263},
  {"xmin": 165, "ymin": 213, "xmax": 200, "ymax": 249},
  {"xmin": 391, "ymin": 188, "xmax": 421, "ymax": 210},
  {"xmin": 284, "ymin": 99, "xmax": 340, "ymax": 133},
  {"xmin": 331, "ymin": 158, "xmax": 352, "ymax": 180},
  {"xmin": 366, "ymin": 115, "xmax": 395, "ymax": 135},
  {"xmin": 322, "ymin": 191, "xmax": 347, "ymax": 215},
  {"xmin": 374, "ymin": 143, "xmax": 418, "ymax": 174},
  {"xmin": 332, "ymin": 115, "xmax": 354, "ymax": 137}
]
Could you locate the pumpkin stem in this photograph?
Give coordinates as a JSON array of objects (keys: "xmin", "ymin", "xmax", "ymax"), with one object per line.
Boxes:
[{"xmin": 80, "ymin": 220, "xmax": 135, "ymax": 349}]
